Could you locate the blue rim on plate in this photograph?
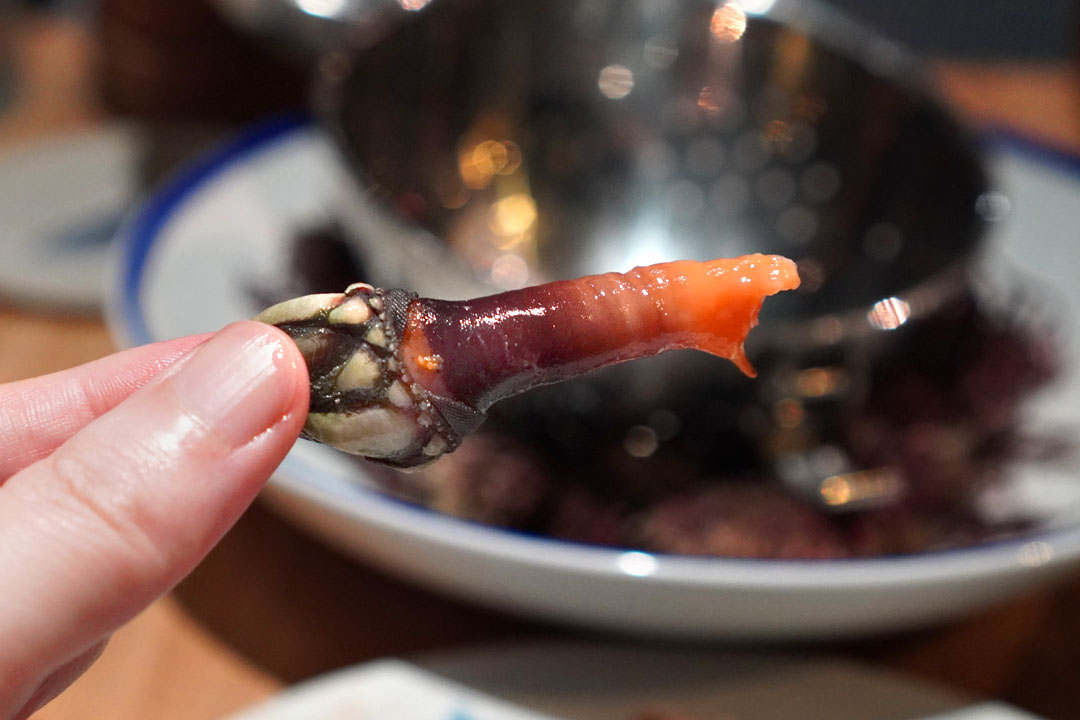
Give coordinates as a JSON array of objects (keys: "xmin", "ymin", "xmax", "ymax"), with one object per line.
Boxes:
[
  {"xmin": 114, "ymin": 114, "xmax": 308, "ymax": 348},
  {"xmin": 107, "ymin": 114, "xmax": 1080, "ymax": 592}
]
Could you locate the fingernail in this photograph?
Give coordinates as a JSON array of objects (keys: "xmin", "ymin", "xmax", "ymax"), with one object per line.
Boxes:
[{"xmin": 168, "ymin": 322, "xmax": 300, "ymax": 448}]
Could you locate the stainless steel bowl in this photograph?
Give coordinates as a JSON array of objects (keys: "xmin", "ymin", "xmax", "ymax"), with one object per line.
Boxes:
[{"xmin": 316, "ymin": 0, "xmax": 990, "ymax": 351}]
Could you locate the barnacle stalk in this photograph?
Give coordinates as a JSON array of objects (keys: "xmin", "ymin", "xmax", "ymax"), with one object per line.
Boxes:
[{"xmin": 256, "ymin": 254, "xmax": 799, "ymax": 469}]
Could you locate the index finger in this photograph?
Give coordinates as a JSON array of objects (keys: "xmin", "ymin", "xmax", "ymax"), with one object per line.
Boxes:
[
  {"xmin": 0, "ymin": 322, "xmax": 308, "ymax": 716},
  {"xmin": 0, "ymin": 333, "xmax": 212, "ymax": 480}
]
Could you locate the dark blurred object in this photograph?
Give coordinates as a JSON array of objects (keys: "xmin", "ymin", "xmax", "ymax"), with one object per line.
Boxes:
[
  {"xmin": 96, "ymin": 0, "xmax": 307, "ymax": 123},
  {"xmin": 820, "ymin": 0, "xmax": 1080, "ymax": 60},
  {"xmin": 0, "ymin": 55, "xmax": 13, "ymax": 118},
  {"xmin": 248, "ymin": 221, "xmax": 371, "ymax": 309}
]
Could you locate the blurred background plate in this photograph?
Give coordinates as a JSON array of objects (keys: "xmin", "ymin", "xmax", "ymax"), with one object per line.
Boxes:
[
  {"xmin": 0, "ymin": 123, "xmax": 145, "ymax": 313},
  {"xmin": 107, "ymin": 114, "xmax": 1080, "ymax": 640},
  {"xmin": 226, "ymin": 641, "xmax": 1042, "ymax": 720}
]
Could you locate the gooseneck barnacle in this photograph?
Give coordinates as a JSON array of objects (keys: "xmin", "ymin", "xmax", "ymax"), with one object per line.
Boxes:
[{"xmin": 257, "ymin": 254, "xmax": 799, "ymax": 469}]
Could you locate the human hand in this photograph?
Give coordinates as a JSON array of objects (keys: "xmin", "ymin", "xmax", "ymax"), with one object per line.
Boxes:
[{"xmin": 0, "ymin": 321, "xmax": 308, "ymax": 719}]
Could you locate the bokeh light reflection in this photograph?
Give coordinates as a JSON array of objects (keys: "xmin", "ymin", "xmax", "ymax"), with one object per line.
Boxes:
[
  {"xmin": 755, "ymin": 167, "xmax": 797, "ymax": 209},
  {"xmin": 1017, "ymin": 541, "xmax": 1054, "ymax": 568},
  {"xmin": 643, "ymin": 36, "xmax": 679, "ymax": 69},
  {"xmin": 666, "ymin": 179, "xmax": 706, "ymax": 220},
  {"xmin": 458, "ymin": 139, "xmax": 521, "ymax": 189},
  {"xmin": 710, "ymin": 174, "xmax": 751, "ymax": 215},
  {"xmin": 739, "ymin": 0, "xmax": 776, "ymax": 15},
  {"xmin": 773, "ymin": 397, "xmax": 805, "ymax": 429},
  {"xmin": 820, "ymin": 468, "xmax": 905, "ymax": 509},
  {"xmin": 598, "ymin": 64, "xmax": 635, "ymax": 99},
  {"xmin": 624, "ymin": 425, "xmax": 660, "ymax": 458},
  {"xmin": 762, "ymin": 119, "xmax": 794, "ymax": 152},
  {"xmin": 863, "ymin": 223, "xmax": 904, "ymax": 262},
  {"xmin": 697, "ymin": 85, "xmax": 725, "ymax": 114},
  {"xmin": 295, "ymin": 0, "xmax": 347, "ymax": 19},
  {"xmin": 490, "ymin": 253, "xmax": 530, "ymax": 290},
  {"xmin": 867, "ymin": 297, "xmax": 911, "ymax": 331},
  {"xmin": 776, "ymin": 204, "xmax": 817, "ymax": 245},
  {"xmin": 617, "ymin": 551, "xmax": 659, "ymax": 577},
  {"xmin": 492, "ymin": 192, "xmax": 532, "ymax": 231},
  {"xmin": 801, "ymin": 162, "xmax": 841, "ymax": 203},
  {"xmin": 796, "ymin": 366, "xmax": 847, "ymax": 398},
  {"xmin": 684, "ymin": 136, "xmax": 725, "ymax": 177},
  {"xmin": 975, "ymin": 191, "xmax": 1011, "ymax": 222},
  {"xmin": 710, "ymin": 2, "xmax": 747, "ymax": 43}
]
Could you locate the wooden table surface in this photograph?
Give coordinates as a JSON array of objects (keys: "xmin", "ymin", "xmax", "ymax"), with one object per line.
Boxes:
[{"xmin": 3, "ymin": 13, "xmax": 1080, "ymax": 720}]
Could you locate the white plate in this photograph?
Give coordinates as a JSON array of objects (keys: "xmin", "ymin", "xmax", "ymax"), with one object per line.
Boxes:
[
  {"xmin": 225, "ymin": 643, "xmax": 1042, "ymax": 720},
  {"xmin": 107, "ymin": 118, "xmax": 1080, "ymax": 640},
  {"xmin": 0, "ymin": 124, "xmax": 145, "ymax": 313}
]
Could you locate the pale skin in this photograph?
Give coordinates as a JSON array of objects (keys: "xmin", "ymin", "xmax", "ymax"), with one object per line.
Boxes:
[{"xmin": 0, "ymin": 321, "xmax": 309, "ymax": 719}]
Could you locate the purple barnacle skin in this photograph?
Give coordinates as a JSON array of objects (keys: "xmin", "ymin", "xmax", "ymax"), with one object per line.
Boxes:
[
  {"xmin": 379, "ymin": 288, "xmax": 488, "ymax": 449},
  {"xmin": 401, "ymin": 279, "xmax": 667, "ymax": 412}
]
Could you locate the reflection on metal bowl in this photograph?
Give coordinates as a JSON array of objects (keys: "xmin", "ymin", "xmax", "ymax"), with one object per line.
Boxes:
[{"xmin": 318, "ymin": 0, "xmax": 989, "ymax": 350}]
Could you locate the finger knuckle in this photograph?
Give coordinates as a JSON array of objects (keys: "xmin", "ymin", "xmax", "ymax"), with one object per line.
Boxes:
[{"xmin": 44, "ymin": 449, "xmax": 166, "ymax": 573}]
